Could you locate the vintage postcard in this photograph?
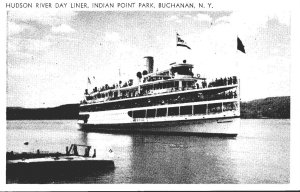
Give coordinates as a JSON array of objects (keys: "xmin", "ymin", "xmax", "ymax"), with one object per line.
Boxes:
[{"xmin": 1, "ymin": 0, "xmax": 299, "ymax": 191}]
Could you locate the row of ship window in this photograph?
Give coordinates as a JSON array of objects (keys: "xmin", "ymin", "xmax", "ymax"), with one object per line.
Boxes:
[
  {"xmin": 79, "ymin": 102, "xmax": 236, "ymax": 120},
  {"xmin": 80, "ymin": 90, "xmax": 237, "ymax": 112},
  {"xmin": 128, "ymin": 102, "xmax": 237, "ymax": 118}
]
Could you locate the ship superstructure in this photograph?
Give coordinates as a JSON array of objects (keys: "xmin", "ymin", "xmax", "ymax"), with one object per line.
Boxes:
[{"xmin": 78, "ymin": 56, "xmax": 240, "ymax": 137}]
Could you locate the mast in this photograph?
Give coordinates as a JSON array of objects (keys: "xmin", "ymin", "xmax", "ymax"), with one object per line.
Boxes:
[{"xmin": 118, "ymin": 68, "xmax": 121, "ymax": 97}]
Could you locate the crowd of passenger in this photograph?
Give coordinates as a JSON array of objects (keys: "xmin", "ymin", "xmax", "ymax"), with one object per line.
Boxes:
[
  {"xmin": 207, "ymin": 76, "xmax": 238, "ymax": 88},
  {"xmin": 82, "ymin": 76, "xmax": 238, "ymax": 104},
  {"xmin": 80, "ymin": 90, "xmax": 238, "ymax": 111},
  {"xmin": 88, "ymin": 80, "xmax": 134, "ymax": 95},
  {"xmin": 155, "ymin": 90, "xmax": 238, "ymax": 106},
  {"xmin": 208, "ymin": 90, "xmax": 238, "ymax": 100}
]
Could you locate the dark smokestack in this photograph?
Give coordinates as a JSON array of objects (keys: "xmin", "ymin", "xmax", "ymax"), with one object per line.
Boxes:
[{"xmin": 144, "ymin": 56, "xmax": 154, "ymax": 73}]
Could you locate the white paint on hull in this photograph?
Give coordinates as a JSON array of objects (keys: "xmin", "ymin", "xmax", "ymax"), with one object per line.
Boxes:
[
  {"xmin": 79, "ymin": 117, "xmax": 240, "ymax": 135},
  {"xmin": 78, "ymin": 108, "xmax": 240, "ymax": 135}
]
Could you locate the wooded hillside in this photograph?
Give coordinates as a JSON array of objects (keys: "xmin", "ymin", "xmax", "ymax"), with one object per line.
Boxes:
[{"xmin": 240, "ymin": 96, "xmax": 290, "ymax": 118}]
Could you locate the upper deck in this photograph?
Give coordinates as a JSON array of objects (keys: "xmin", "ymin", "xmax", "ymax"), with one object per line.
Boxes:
[{"xmin": 81, "ymin": 61, "xmax": 239, "ymax": 106}]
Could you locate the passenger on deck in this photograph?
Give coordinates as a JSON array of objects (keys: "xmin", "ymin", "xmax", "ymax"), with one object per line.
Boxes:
[
  {"xmin": 233, "ymin": 76, "xmax": 237, "ymax": 84},
  {"xmin": 234, "ymin": 91, "xmax": 237, "ymax": 98},
  {"xmin": 220, "ymin": 78, "xmax": 223, "ymax": 86},
  {"xmin": 224, "ymin": 77, "xmax": 228, "ymax": 85},
  {"xmin": 228, "ymin": 77, "xmax": 232, "ymax": 85},
  {"xmin": 202, "ymin": 80, "xmax": 207, "ymax": 88},
  {"xmin": 215, "ymin": 78, "xmax": 218, "ymax": 86}
]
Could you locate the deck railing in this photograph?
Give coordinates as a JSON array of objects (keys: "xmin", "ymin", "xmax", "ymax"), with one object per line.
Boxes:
[{"xmin": 81, "ymin": 77, "xmax": 238, "ymax": 105}]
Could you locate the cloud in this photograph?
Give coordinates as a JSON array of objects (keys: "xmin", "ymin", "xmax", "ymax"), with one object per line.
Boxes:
[
  {"xmin": 8, "ymin": 37, "xmax": 53, "ymax": 56},
  {"xmin": 29, "ymin": 39, "xmax": 53, "ymax": 52},
  {"xmin": 9, "ymin": 11, "xmax": 77, "ymax": 26},
  {"xmin": 166, "ymin": 15, "xmax": 179, "ymax": 21},
  {"xmin": 272, "ymin": 12, "xmax": 290, "ymax": 26},
  {"xmin": 7, "ymin": 21, "xmax": 29, "ymax": 36},
  {"xmin": 194, "ymin": 13, "xmax": 212, "ymax": 23},
  {"xmin": 215, "ymin": 16, "xmax": 231, "ymax": 24},
  {"xmin": 104, "ymin": 32, "xmax": 120, "ymax": 42},
  {"xmin": 239, "ymin": 55, "xmax": 290, "ymax": 101},
  {"xmin": 214, "ymin": 11, "xmax": 290, "ymax": 39},
  {"xmin": 165, "ymin": 15, "xmax": 182, "ymax": 23},
  {"xmin": 166, "ymin": 14, "xmax": 212, "ymax": 24},
  {"xmin": 184, "ymin": 15, "xmax": 192, "ymax": 18},
  {"xmin": 174, "ymin": 19, "xmax": 182, "ymax": 23},
  {"xmin": 52, "ymin": 24, "xmax": 75, "ymax": 33}
]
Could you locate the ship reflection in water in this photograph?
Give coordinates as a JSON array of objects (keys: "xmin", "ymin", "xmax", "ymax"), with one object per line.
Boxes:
[
  {"xmin": 6, "ymin": 119, "xmax": 289, "ymax": 184},
  {"xmin": 80, "ymin": 131, "xmax": 238, "ymax": 183}
]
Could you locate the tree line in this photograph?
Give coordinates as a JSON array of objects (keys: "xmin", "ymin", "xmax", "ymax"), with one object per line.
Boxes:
[{"xmin": 6, "ymin": 96, "xmax": 290, "ymax": 120}]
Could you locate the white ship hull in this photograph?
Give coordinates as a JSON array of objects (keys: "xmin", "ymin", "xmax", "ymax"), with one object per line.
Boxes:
[{"xmin": 78, "ymin": 102, "xmax": 240, "ymax": 137}]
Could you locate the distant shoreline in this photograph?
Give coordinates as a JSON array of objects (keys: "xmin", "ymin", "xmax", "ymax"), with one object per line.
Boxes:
[
  {"xmin": 5, "ymin": 117, "xmax": 290, "ymax": 121},
  {"xmin": 6, "ymin": 96, "xmax": 290, "ymax": 120}
]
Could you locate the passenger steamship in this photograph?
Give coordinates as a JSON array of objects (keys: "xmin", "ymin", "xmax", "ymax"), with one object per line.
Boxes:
[{"xmin": 78, "ymin": 56, "xmax": 240, "ymax": 137}]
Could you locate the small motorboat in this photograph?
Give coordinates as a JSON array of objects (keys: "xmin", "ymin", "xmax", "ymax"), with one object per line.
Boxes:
[{"xmin": 6, "ymin": 144, "xmax": 115, "ymax": 179}]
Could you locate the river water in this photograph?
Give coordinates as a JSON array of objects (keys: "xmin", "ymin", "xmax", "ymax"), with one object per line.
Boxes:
[{"xmin": 6, "ymin": 119, "xmax": 289, "ymax": 184}]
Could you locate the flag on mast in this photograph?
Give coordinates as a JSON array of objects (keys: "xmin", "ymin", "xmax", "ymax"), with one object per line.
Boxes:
[
  {"xmin": 237, "ymin": 37, "xmax": 245, "ymax": 53},
  {"xmin": 176, "ymin": 33, "xmax": 191, "ymax": 49}
]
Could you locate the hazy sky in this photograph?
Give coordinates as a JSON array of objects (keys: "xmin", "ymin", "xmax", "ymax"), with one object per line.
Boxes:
[{"xmin": 7, "ymin": 11, "xmax": 290, "ymax": 108}]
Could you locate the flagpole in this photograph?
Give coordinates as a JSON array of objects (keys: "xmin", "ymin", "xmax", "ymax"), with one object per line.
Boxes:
[
  {"xmin": 175, "ymin": 32, "xmax": 181, "ymax": 63},
  {"xmin": 118, "ymin": 67, "xmax": 121, "ymax": 97},
  {"xmin": 87, "ymin": 76, "xmax": 89, "ymax": 94},
  {"xmin": 175, "ymin": 32, "xmax": 177, "ymax": 64},
  {"xmin": 236, "ymin": 36, "xmax": 246, "ymax": 113}
]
